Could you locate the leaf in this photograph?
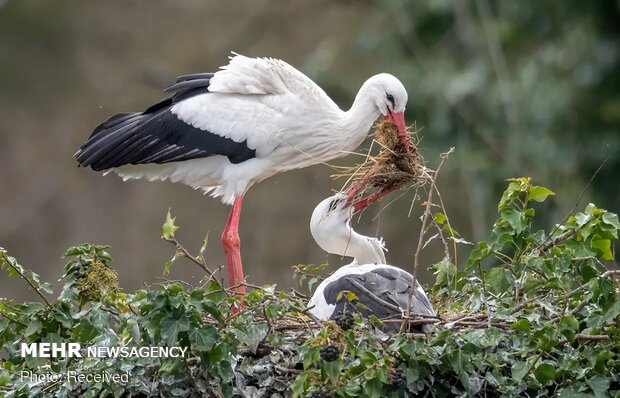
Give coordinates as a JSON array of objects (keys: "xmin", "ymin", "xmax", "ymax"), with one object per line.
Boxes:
[
  {"xmin": 189, "ymin": 327, "xmax": 218, "ymax": 351},
  {"xmin": 485, "ymin": 267, "xmax": 512, "ymax": 295},
  {"xmin": 527, "ymin": 186, "xmax": 555, "ymax": 203},
  {"xmin": 511, "ymin": 361, "xmax": 528, "ymax": 381},
  {"xmin": 590, "ymin": 237, "xmax": 613, "ymax": 260},
  {"xmin": 163, "ymin": 260, "xmax": 173, "ymax": 277},
  {"xmin": 160, "ymin": 315, "xmax": 190, "ymax": 346},
  {"xmin": 498, "ymin": 181, "xmax": 522, "ymax": 210},
  {"xmin": 199, "ymin": 232, "xmax": 210, "ymax": 255},
  {"xmin": 162, "ymin": 208, "xmax": 180, "ymax": 239},
  {"xmin": 534, "ymin": 363, "xmax": 556, "ymax": 384},
  {"xmin": 25, "ymin": 319, "xmax": 41, "ymax": 338},
  {"xmin": 39, "ymin": 281, "xmax": 53, "ymax": 295},
  {"xmin": 363, "ymin": 377, "xmax": 383, "ymax": 398},
  {"xmin": 434, "ymin": 212, "xmax": 447, "ymax": 224},
  {"xmin": 292, "ymin": 372, "xmax": 309, "ymax": 398},
  {"xmin": 359, "ymin": 350, "xmax": 377, "ymax": 365},
  {"xmin": 322, "ymin": 359, "xmax": 342, "ymax": 384},
  {"xmin": 217, "ymin": 359, "xmax": 234, "ymax": 382},
  {"xmin": 560, "ymin": 315, "xmax": 579, "ymax": 332},
  {"xmin": 575, "ymin": 212, "xmax": 592, "ymax": 227},
  {"xmin": 203, "ymin": 300, "xmax": 225, "ymax": 324},
  {"xmin": 511, "ymin": 319, "xmax": 530, "ymax": 332},
  {"xmin": 465, "ymin": 241, "xmax": 490, "ymax": 271},
  {"xmin": 587, "ymin": 375, "xmax": 610, "ymax": 398},
  {"xmin": 500, "ymin": 208, "xmax": 526, "ymax": 233},
  {"xmin": 602, "ymin": 212, "xmax": 620, "ymax": 229}
]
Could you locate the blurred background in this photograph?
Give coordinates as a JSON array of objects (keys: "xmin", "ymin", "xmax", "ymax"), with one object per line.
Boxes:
[{"xmin": 1, "ymin": 0, "xmax": 618, "ymax": 301}]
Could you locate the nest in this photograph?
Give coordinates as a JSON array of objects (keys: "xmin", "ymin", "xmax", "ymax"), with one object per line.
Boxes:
[{"xmin": 334, "ymin": 118, "xmax": 432, "ymax": 200}]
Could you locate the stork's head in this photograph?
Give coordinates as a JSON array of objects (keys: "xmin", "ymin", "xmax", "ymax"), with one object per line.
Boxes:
[
  {"xmin": 310, "ymin": 194, "xmax": 354, "ymax": 256},
  {"xmin": 310, "ymin": 193, "xmax": 386, "ymax": 264},
  {"xmin": 364, "ymin": 73, "xmax": 409, "ymax": 144}
]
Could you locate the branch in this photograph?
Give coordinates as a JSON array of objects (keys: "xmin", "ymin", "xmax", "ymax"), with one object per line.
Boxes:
[
  {"xmin": 558, "ymin": 334, "xmax": 610, "ymax": 345},
  {"xmin": 162, "ymin": 236, "xmax": 217, "ymax": 282},
  {"xmin": 402, "ymin": 148, "xmax": 454, "ymax": 333},
  {"xmin": 539, "ymin": 228, "xmax": 577, "ymax": 253},
  {"xmin": 536, "ymin": 157, "xmax": 607, "ymax": 252},
  {"xmin": 0, "ymin": 251, "xmax": 52, "ymax": 308}
]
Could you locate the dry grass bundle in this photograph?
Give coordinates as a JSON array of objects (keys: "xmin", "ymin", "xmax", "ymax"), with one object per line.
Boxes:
[{"xmin": 334, "ymin": 118, "xmax": 432, "ymax": 201}]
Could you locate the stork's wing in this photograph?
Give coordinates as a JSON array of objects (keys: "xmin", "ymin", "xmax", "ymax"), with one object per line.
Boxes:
[
  {"xmin": 75, "ymin": 72, "xmax": 256, "ymax": 171},
  {"xmin": 76, "ymin": 53, "xmax": 341, "ymax": 172},
  {"xmin": 322, "ymin": 267, "xmax": 435, "ymax": 330},
  {"xmin": 208, "ymin": 53, "xmax": 335, "ymax": 105}
]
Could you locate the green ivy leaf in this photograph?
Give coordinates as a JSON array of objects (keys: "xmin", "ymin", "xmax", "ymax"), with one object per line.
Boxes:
[
  {"xmin": 511, "ymin": 319, "xmax": 530, "ymax": 332},
  {"xmin": 162, "ymin": 259, "xmax": 173, "ymax": 277},
  {"xmin": 587, "ymin": 375, "xmax": 609, "ymax": 398},
  {"xmin": 434, "ymin": 212, "xmax": 447, "ymax": 224},
  {"xmin": 160, "ymin": 315, "xmax": 190, "ymax": 346},
  {"xmin": 485, "ymin": 267, "xmax": 513, "ymax": 295},
  {"xmin": 534, "ymin": 363, "xmax": 556, "ymax": 384},
  {"xmin": 292, "ymin": 372, "xmax": 309, "ymax": 398},
  {"xmin": 162, "ymin": 208, "xmax": 180, "ymax": 239},
  {"xmin": 527, "ymin": 186, "xmax": 555, "ymax": 203},
  {"xmin": 511, "ymin": 361, "xmax": 528, "ymax": 381},
  {"xmin": 363, "ymin": 377, "xmax": 383, "ymax": 398},
  {"xmin": 500, "ymin": 208, "xmax": 526, "ymax": 233},
  {"xmin": 560, "ymin": 315, "xmax": 579, "ymax": 332},
  {"xmin": 188, "ymin": 327, "xmax": 218, "ymax": 351},
  {"xmin": 322, "ymin": 359, "xmax": 342, "ymax": 384},
  {"xmin": 590, "ymin": 236, "xmax": 613, "ymax": 260}
]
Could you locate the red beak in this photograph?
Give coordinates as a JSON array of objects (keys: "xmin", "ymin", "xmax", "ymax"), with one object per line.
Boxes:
[{"xmin": 386, "ymin": 110, "xmax": 411, "ymax": 151}]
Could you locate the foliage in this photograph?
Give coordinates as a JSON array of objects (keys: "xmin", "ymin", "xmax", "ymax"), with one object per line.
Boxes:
[
  {"xmin": 367, "ymin": 1, "xmax": 620, "ymax": 233},
  {"xmin": 1, "ymin": 179, "xmax": 619, "ymax": 397}
]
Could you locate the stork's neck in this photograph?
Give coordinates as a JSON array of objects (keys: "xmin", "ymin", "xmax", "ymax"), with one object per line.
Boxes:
[
  {"xmin": 347, "ymin": 229, "xmax": 387, "ymax": 265},
  {"xmin": 314, "ymin": 221, "xmax": 387, "ymax": 265},
  {"xmin": 341, "ymin": 84, "xmax": 383, "ymax": 148}
]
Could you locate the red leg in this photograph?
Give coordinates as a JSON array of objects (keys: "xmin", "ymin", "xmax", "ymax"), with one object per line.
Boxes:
[{"xmin": 221, "ymin": 196, "xmax": 246, "ymax": 296}]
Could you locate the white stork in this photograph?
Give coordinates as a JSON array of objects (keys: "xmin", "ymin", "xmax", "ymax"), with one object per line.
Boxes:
[
  {"xmin": 308, "ymin": 194, "xmax": 436, "ymax": 332},
  {"xmin": 75, "ymin": 53, "xmax": 410, "ymax": 294}
]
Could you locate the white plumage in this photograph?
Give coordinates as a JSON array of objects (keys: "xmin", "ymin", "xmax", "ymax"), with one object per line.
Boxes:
[
  {"xmin": 76, "ymin": 53, "xmax": 410, "ymax": 293},
  {"xmin": 308, "ymin": 194, "xmax": 436, "ymax": 331}
]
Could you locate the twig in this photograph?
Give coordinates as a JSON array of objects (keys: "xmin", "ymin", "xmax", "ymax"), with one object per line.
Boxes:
[
  {"xmin": 433, "ymin": 185, "xmax": 458, "ymax": 266},
  {"xmin": 536, "ymin": 157, "xmax": 607, "ymax": 252},
  {"xmin": 539, "ymin": 228, "xmax": 577, "ymax": 253},
  {"xmin": 477, "ymin": 262, "xmax": 493, "ymax": 328},
  {"xmin": 162, "ymin": 236, "xmax": 217, "ymax": 281},
  {"xmin": 402, "ymin": 148, "xmax": 454, "ymax": 333},
  {"xmin": 558, "ymin": 334, "xmax": 610, "ymax": 345},
  {"xmin": 432, "ymin": 218, "xmax": 451, "ymax": 264},
  {"xmin": 0, "ymin": 251, "xmax": 52, "ymax": 308}
]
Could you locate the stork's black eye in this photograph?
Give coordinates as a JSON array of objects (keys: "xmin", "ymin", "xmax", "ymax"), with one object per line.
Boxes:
[
  {"xmin": 329, "ymin": 198, "xmax": 343, "ymax": 211},
  {"xmin": 386, "ymin": 93, "xmax": 395, "ymax": 108}
]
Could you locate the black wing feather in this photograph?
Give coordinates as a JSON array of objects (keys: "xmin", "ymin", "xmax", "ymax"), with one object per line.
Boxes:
[
  {"xmin": 76, "ymin": 72, "xmax": 256, "ymax": 171},
  {"xmin": 322, "ymin": 268, "xmax": 435, "ymax": 332}
]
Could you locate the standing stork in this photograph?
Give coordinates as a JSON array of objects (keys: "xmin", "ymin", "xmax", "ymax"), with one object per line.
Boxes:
[
  {"xmin": 308, "ymin": 194, "xmax": 436, "ymax": 332},
  {"xmin": 75, "ymin": 53, "xmax": 410, "ymax": 294}
]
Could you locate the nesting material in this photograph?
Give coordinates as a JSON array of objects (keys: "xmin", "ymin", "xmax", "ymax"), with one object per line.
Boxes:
[{"xmin": 334, "ymin": 118, "xmax": 432, "ymax": 199}]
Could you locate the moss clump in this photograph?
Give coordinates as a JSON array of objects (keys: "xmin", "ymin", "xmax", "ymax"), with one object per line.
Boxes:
[{"xmin": 76, "ymin": 260, "xmax": 119, "ymax": 301}]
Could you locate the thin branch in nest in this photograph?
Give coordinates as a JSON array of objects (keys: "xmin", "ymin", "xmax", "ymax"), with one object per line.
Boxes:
[{"xmin": 401, "ymin": 148, "xmax": 454, "ymax": 333}]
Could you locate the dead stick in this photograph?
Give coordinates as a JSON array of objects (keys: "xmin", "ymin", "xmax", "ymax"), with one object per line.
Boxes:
[{"xmin": 402, "ymin": 148, "xmax": 454, "ymax": 333}]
